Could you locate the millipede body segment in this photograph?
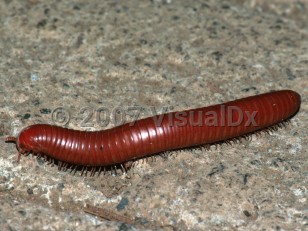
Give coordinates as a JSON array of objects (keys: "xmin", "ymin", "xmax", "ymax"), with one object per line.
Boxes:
[{"xmin": 5, "ymin": 90, "xmax": 301, "ymax": 170}]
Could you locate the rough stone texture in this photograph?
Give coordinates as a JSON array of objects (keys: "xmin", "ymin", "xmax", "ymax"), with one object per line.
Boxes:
[{"xmin": 0, "ymin": 0, "xmax": 307, "ymax": 230}]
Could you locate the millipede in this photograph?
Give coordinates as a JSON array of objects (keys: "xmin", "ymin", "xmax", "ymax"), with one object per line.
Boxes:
[{"xmin": 5, "ymin": 89, "xmax": 301, "ymax": 176}]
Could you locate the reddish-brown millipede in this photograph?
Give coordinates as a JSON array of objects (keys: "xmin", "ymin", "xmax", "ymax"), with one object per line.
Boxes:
[{"xmin": 6, "ymin": 90, "xmax": 301, "ymax": 176}]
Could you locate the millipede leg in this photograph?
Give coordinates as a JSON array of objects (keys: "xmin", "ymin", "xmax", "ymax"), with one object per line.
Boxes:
[
  {"xmin": 120, "ymin": 164, "xmax": 126, "ymax": 173},
  {"xmin": 97, "ymin": 167, "xmax": 102, "ymax": 176},
  {"xmin": 90, "ymin": 167, "xmax": 96, "ymax": 177},
  {"xmin": 73, "ymin": 166, "xmax": 78, "ymax": 175},
  {"xmin": 58, "ymin": 161, "xmax": 62, "ymax": 171},
  {"xmin": 81, "ymin": 166, "xmax": 86, "ymax": 176}
]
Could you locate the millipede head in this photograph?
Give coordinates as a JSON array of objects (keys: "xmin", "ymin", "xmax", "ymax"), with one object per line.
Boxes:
[{"xmin": 5, "ymin": 125, "xmax": 40, "ymax": 162}]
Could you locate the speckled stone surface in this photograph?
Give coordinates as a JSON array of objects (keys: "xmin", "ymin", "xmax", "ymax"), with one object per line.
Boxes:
[{"xmin": 0, "ymin": 0, "xmax": 307, "ymax": 230}]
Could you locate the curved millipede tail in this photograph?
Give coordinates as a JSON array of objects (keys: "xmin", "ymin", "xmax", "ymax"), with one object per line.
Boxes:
[
  {"xmin": 5, "ymin": 136, "xmax": 17, "ymax": 142},
  {"xmin": 5, "ymin": 90, "xmax": 301, "ymax": 176}
]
